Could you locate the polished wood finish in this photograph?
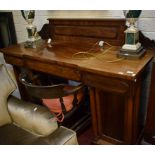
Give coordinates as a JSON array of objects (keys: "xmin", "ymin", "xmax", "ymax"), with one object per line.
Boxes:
[{"xmin": 0, "ymin": 19, "xmax": 154, "ymax": 144}]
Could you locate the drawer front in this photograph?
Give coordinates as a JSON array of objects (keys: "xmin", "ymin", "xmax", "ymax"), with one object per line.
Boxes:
[
  {"xmin": 82, "ymin": 72, "xmax": 129, "ymax": 94},
  {"xmin": 4, "ymin": 55, "xmax": 23, "ymax": 66},
  {"xmin": 25, "ymin": 59, "xmax": 81, "ymax": 81}
]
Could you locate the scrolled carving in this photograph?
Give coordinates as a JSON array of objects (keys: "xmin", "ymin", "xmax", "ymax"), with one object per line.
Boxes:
[
  {"xmin": 38, "ymin": 24, "xmax": 50, "ymax": 39},
  {"xmin": 139, "ymin": 31, "xmax": 155, "ymax": 50}
]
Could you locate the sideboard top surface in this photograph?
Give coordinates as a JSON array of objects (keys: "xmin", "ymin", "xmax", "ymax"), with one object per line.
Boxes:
[{"xmin": 1, "ymin": 41, "xmax": 153, "ymax": 81}]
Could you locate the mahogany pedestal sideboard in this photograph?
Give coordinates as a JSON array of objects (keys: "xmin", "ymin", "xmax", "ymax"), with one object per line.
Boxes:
[
  {"xmin": 1, "ymin": 19, "xmax": 154, "ymax": 144},
  {"xmin": 1, "ymin": 41, "xmax": 153, "ymax": 144}
]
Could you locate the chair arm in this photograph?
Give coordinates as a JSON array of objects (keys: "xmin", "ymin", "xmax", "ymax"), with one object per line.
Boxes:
[
  {"xmin": 31, "ymin": 126, "xmax": 78, "ymax": 145},
  {"xmin": 7, "ymin": 95, "xmax": 58, "ymax": 136}
]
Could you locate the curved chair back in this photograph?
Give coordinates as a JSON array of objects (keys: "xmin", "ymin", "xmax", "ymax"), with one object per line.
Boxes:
[
  {"xmin": 19, "ymin": 71, "xmax": 84, "ymax": 122},
  {"xmin": 19, "ymin": 72, "xmax": 83, "ymax": 99}
]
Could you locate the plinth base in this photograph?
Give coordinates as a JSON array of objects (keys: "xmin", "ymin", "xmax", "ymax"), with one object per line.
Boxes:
[
  {"xmin": 24, "ymin": 38, "xmax": 42, "ymax": 48},
  {"xmin": 118, "ymin": 46, "xmax": 146, "ymax": 59}
]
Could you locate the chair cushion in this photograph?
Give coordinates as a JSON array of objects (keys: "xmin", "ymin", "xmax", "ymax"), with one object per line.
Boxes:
[
  {"xmin": 0, "ymin": 124, "xmax": 39, "ymax": 144},
  {"xmin": 42, "ymin": 87, "xmax": 83, "ymax": 122},
  {"xmin": 42, "ymin": 94, "xmax": 83, "ymax": 113},
  {"xmin": 0, "ymin": 64, "xmax": 16, "ymax": 126},
  {"xmin": 0, "ymin": 124, "xmax": 78, "ymax": 145}
]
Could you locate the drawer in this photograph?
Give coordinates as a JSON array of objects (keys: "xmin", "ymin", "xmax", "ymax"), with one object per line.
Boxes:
[
  {"xmin": 25, "ymin": 59, "xmax": 81, "ymax": 81},
  {"xmin": 82, "ymin": 72, "xmax": 129, "ymax": 94},
  {"xmin": 4, "ymin": 55, "xmax": 23, "ymax": 66}
]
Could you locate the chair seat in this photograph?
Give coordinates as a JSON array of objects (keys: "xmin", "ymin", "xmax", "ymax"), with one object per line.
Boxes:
[
  {"xmin": 0, "ymin": 124, "xmax": 42, "ymax": 145},
  {"xmin": 0, "ymin": 124, "xmax": 78, "ymax": 145}
]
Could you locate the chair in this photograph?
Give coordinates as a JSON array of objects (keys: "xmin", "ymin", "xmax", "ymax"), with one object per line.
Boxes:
[
  {"xmin": 0, "ymin": 63, "xmax": 78, "ymax": 144},
  {"xmin": 19, "ymin": 70, "xmax": 91, "ymax": 132}
]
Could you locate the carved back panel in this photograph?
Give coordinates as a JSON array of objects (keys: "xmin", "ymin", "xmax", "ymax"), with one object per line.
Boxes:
[{"xmin": 48, "ymin": 18, "xmax": 125, "ymax": 46}]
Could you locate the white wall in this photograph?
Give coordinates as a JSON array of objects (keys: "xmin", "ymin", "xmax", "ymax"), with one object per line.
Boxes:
[{"xmin": 12, "ymin": 10, "xmax": 155, "ymax": 43}]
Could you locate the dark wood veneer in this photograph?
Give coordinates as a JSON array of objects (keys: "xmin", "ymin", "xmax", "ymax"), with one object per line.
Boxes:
[{"xmin": 48, "ymin": 18, "xmax": 125, "ymax": 46}]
